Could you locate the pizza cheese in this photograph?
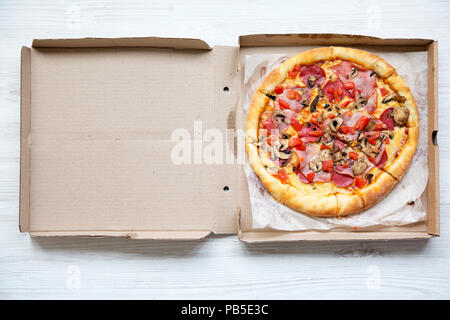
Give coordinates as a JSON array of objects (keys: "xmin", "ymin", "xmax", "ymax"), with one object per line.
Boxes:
[{"xmin": 245, "ymin": 47, "xmax": 419, "ymax": 217}]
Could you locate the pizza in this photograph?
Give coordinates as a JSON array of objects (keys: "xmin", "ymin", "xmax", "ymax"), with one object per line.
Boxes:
[{"xmin": 245, "ymin": 47, "xmax": 419, "ymax": 217}]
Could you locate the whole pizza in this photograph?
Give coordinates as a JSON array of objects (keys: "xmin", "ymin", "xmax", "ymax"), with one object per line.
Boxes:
[{"xmin": 245, "ymin": 47, "xmax": 419, "ymax": 217}]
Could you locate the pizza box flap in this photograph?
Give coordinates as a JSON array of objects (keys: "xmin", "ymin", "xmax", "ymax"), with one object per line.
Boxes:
[
  {"xmin": 239, "ymin": 33, "xmax": 434, "ymax": 47},
  {"xmin": 20, "ymin": 38, "xmax": 240, "ymax": 239},
  {"xmin": 32, "ymin": 36, "xmax": 211, "ymax": 49}
]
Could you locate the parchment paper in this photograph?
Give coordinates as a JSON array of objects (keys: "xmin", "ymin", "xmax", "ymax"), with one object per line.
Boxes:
[{"xmin": 243, "ymin": 50, "xmax": 428, "ymax": 231}]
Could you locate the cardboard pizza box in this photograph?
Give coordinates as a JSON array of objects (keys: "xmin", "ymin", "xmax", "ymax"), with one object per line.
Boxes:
[{"xmin": 19, "ymin": 34, "xmax": 439, "ymax": 241}]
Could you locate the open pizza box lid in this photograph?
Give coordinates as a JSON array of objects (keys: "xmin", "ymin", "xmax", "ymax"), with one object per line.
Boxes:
[{"xmin": 19, "ymin": 34, "xmax": 439, "ymax": 241}]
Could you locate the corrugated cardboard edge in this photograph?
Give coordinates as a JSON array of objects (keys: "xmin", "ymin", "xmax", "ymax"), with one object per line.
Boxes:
[
  {"xmin": 426, "ymin": 41, "xmax": 440, "ymax": 236},
  {"xmin": 239, "ymin": 230, "xmax": 432, "ymax": 243},
  {"xmin": 19, "ymin": 46, "xmax": 31, "ymax": 232},
  {"xmin": 29, "ymin": 230, "xmax": 212, "ymax": 240},
  {"xmin": 237, "ymin": 209, "xmax": 431, "ymax": 242},
  {"xmin": 32, "ymin": 37, "xmax": 211, "ymax": 50},
  {"xmin": 239, "ymin": 33, "xmax": 434, "ymax": 47}
]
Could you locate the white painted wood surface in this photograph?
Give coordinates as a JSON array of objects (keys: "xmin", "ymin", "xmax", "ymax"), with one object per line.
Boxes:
[{"xmin": 1, "ymin": 0, "xmax": 450, "ymax": 299}]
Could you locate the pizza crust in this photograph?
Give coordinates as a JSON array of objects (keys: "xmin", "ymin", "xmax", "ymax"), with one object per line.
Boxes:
[
  {"xmin": 385, "ymin": 73, "xmax": 420, "ymax": 127},
  {"xmin": 383, "ymin": 74, "xmax": 419, "ymax": 180},
  {"xmin": 383, "ymin": 125, "xmax": 419, "ymax": 180},
  {"xmin": 246, "ymin": 90, "xmax": 269, "ymax": 144},
  {"xmin": 332, "ymin": 47, "xmax": 395, "ymax": 79},
  {"xmin": 258, "ymin": 47, "xmax": 333, "ymax": 94},
  {"xmin": 246, "ymin": 143, "xmax": 289, "ymax": 201},
  {"xmin": 282, "ymin": 186, "xmax": 338, "ymax": 217},
  {"xmin": 258, "ymin": 46, "xmax": 397, "ymax": 96},
  {"xmin": 335, "ymin": 169, "xmax": 398, "ymax": 215},
  {"xmin": 336, "ymin": 192, "xmax": 365, "ymax": 216},
  {"xmin": 384, "ymin": 140, "xmax": 418, "ymax": 180},
  {"xmin": 358, "ymin": 169, "xmax": 398, "ymax": 208}
]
